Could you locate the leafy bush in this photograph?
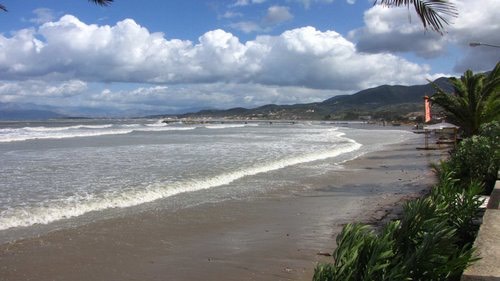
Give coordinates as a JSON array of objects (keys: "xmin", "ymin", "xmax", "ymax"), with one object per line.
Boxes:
[
  {"xmin": 479, "ymin": 121, "xmax": 500, "ymax": 142},
  {"xmin": 313, "ymin": 222, "xmax": 405, "ymax": 281},
  {"xmin": 313, "ymin": 175, "xmax": 482, "ymax": 281},
  {"xmin": 394, "ymin": 197, "xmax": 477, "ymax": 281},
  {"xmin": 448, "ymin": 135, "xmax": 499, "ymax": 194},
  {"xmin": 430, "ymin": 173, "xmax": 484, "ymax": 245}
]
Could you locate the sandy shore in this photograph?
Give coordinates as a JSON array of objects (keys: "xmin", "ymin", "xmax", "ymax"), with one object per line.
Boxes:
[{"xmin": 0, "ymin": 136, "xmax": 446, "ymax": 281}]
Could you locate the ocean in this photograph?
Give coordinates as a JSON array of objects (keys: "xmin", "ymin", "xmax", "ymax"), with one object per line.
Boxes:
[{"xmin": 0, "ymin": 119, "xmax": 416, "ymax": 243}]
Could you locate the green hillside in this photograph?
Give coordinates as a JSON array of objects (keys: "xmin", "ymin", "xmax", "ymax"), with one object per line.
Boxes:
[{"xmin": 174, "ymin": 77, "xmax": 452, "ymax": 121}]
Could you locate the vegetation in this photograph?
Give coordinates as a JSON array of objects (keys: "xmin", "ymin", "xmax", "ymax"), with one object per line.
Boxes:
[
  {"xmin": 439, "ymin": 121, "xmax": 500, "ymax": 194},
  {"xmin": 313, "ymin": 64, "xmax": 499, "ymax": 281},
  {"xmin": 173, "ymin": 78, "xmax": 451, "ymax": 121},
  {"xmin": 313, "ymin": 171, "xmax": 482, "ymax": 281},
  {"xmin": 431, "ymin": 62, "xmax": 500, "ymax": 137}
]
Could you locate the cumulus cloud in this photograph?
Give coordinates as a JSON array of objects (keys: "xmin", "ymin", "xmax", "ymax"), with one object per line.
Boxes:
[
  {"xmin": 0, "ymin": 15, "xmax": 430, "ymax": 91},
  {"xmin": 0, "ymin": 79, "xmax": 338, "ymax": 115},
  {"xmin": 87, "ymin": 83, "xmax": 331, "ymax": 112},
  {"xmin": 0, "ymin": 80, "xmax": 87, "ymax": 103},
  {"xmin": 0, "ymin": 15, "xmax": 437, "ymax": 115},
  {"xmin": 349, "ymin": 6, "xmax": 445, "ymax": 58},
  {"xmin": 449, "ymin": 0, "xmax": 500, "ymax": 72},
  {"xmin": 350, "ymin": 0, "xmax": 500, "ymax": 72}
]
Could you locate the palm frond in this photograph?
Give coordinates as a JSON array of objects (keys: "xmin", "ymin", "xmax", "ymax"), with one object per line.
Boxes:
[
  {"xmin": 89, "ymin": 0, "xmax": 114, "ymax": 6},
  {"xmin": 0, "ymin": 4, "xmax": 7, "ymax": 12},
  {"xmin": 374, "ymin": 0, "xmax": 457, "ymax": 34}
]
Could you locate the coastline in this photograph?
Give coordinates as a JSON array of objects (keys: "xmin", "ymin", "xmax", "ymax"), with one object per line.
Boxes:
[{"xmin": 0, "ymin": 135, "xmax": 445, "ymax": 281}]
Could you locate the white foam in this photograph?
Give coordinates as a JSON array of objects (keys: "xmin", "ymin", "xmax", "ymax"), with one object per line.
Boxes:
[
  {"xmin": 0, "ymin": 128, "xmax": 135, "ymax": 142},
  {"xmin": 135, "ymin": 126, "xmax": 196, "ymax": 132},
  {"xmin": 204, "ymin": 123, "xmax": 258, "ymax": 129},
  {"xmin": 0, "ymin": 124, "xmax": 196, "ymax": 142},
  {"xmin": 0, "ymin": 138, "xmax": 361, "ymax": 230}
]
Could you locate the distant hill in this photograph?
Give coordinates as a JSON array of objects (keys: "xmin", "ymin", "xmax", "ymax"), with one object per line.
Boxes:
[
  {"xmin": 321, "ymin": 77, "xmax": 451, "ymax": 106},
  {"xmin": 173, "ymin": 77, "xmax": 452, "ymax": 121},
  {"xmin": 0, "ymin": 109, "xmax": 66, "ymax": 120},
  {"xmin": 0, "ymin": 102, "xmax": 66, "ymax": 120}
]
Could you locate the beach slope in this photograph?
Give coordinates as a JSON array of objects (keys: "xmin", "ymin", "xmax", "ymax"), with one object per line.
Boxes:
[{"xmin": 0, "ymin": 138, "xmax": 443, "ymax": 281}]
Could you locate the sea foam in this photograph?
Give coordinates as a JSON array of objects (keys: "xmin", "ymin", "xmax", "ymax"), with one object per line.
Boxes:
[
  {"xmin": 0, "ymin": 136, "xmax": 361, "ymax": 230},
  {"xmin": 0, "ymin": 123, "xmax": 195, "ymax": 142}
]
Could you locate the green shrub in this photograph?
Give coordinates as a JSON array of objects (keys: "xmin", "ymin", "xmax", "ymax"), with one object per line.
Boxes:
[
  {"xmin": 479, "ymin": 121, "xmax": 500, "ymax": 142},
  {"xmin": 395, "ymin": 197, "xmax": 476, "ymax": 281},
  {"xmin": 313, "ymin": 175, "xmax": 482, "ymax": 281},
  {"xmin": 448, "ymin": 135, "xmax": 499, "ymax": 194},
  {"xmin": 313, "ymin": 263, "xmax": 336, "ymax": 281},
  {"xmin": 313, "ymin": 222, "xmax": 405, "ymax": 281},
  {"xmin": 431, "ymin": 173, "xmax": 484, "ymax": 245}
]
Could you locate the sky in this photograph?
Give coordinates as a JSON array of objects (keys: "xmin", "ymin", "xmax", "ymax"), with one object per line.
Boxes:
[{"xmin": 0, "ymin": 0, "xmax": 499, "ymax": 117}]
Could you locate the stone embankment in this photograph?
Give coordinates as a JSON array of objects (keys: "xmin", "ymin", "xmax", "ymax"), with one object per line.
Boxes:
[{"xmin": 462, "ymin": 175, "xmax": 500, "ymax": 281}]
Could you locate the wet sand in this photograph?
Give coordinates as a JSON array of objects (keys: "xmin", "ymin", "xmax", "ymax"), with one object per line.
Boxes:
[{"xmin": 0, "ymin": 137, "xmax": 445, "ymax": 281}]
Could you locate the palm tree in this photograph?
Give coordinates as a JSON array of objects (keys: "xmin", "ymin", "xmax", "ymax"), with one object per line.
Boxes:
[
  {"xmin": 430, "ymin": 62, "xmax": 500, "ymax": 137},
  {"xmin": 0, "ymin": 0, "xmax": 112, "ymax": 12},
  {"xmin": 374, "ymin": 0, "xmax": 457, "ymax": 34}
]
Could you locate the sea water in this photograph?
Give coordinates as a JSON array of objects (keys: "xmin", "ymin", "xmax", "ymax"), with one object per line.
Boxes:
[{"xmin": 0, "ymin": 119, "xmax": 415, "ymax": 242}]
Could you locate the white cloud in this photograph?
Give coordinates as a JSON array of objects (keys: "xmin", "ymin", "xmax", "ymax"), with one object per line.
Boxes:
[
  {"xmin": 263, "ymin": 6, "xmax": 293, "ymax": 25},
  {"xmin": 228, "ymin": 5, "xmax": 292, "ymax": 33},
  {"xmin": 349, "ymin": 6, "xmax": 445, "ymax": 58},
  {"xmin": 0, "ymin": 79, "xmax": 338, "ymax": 115},
  {"xmin": 350, "ymin": 0, "xmax": 500, "ymax": 72},
  {"xmin": 0, "ymin": 16, "xmax": 429, "ymax": 90},
  {"xmin": 0, "ymin": 80, "xmax": 87, "ymax": 103},
  {"xmin": 0, "ymin": 15, "xmax": 438, "ymax": 115},
  {"xmin": 449, "ymin": 0, "xmax": 500, "ymax": 72},
  {"xmin": 28, "ymin": 8, "xmax": 55, "ymax": 24},
  {"xmin": 229, "ymin": 21, "xmax": 263, "ymax": 33},
  {"xmin": 220, "ymin": 11, "xmax": 243, "ymax": 19},
  {"xmin": 295, "ymin": 0, "xmax": 334, "ymax": 9},
  {"xmin": 232, "ymin": 0, "xmax": 266, "ymax": 7}
]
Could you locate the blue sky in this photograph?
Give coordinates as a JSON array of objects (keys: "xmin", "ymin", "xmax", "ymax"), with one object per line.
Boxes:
[{"xmin": 0, "ymin": 0, "xmax": 499, "ymax": 116}]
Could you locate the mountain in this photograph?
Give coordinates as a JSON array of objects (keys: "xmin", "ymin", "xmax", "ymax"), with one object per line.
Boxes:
[
  {"xmin": 1, "ymin": 77, "xmax": 453, "ymax": 121},
  {"xmin": 0, "ymin": 102, "xmax": 66, "ymax": 120},
  {"xmin": 321, "ymin": 77, "xmax": 451, "ymax": 106},
  {"xmin": 0, "ymin": 109, "xmax": 66, "ymax": 120},
  {"xmin": 174, "ymin": 77, "xmax": 452, "ymax": 121}
]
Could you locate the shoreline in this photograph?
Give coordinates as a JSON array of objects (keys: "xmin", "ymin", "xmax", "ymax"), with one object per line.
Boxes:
[{"xmin": 0, "ymin": 136, "xmax": 445, "ymax": 281}]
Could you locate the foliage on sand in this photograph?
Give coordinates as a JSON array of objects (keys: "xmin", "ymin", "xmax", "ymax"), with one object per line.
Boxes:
[{"xmin": 313, "ymin": 173, "xmax": 483, "ymax": 281}]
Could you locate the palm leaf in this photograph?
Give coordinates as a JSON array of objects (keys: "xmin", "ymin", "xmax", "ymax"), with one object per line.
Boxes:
[
  {"xmin": 429, "ymin": 64, "xmax": 500, "ymax": 137},
  {"xmin": 89, "ymin": 0, "xmax": 114, "ymax": 6},
  {"xmin": 0, "ymin": 4, "xmax": 6, "ymax": 12},
  {"xmin": 374, "ymin": 0, "xmax": 457, "ymax": 34}
]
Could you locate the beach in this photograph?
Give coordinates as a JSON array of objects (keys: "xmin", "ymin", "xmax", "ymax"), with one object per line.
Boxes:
[{"xmin": 0, "ymin": 134, "xmax": 445, "ymax": 281}]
